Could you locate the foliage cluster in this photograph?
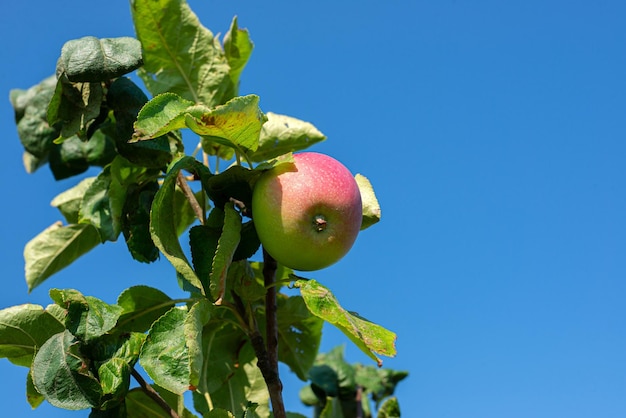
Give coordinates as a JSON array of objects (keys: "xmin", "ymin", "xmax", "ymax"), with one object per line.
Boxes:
[{"xmin": 2, "ymin": 1, "xmax": 405, "ymax": 417}]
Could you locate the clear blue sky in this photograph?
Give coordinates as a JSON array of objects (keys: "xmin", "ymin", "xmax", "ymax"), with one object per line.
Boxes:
[{"xmin": 1, "ymin": 1, "xmax": 625, "ymax": 417}]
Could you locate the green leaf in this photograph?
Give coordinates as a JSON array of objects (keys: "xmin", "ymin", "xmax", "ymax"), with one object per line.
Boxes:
[
  {"xmin": 98, "ymin": 358, "xmax": 131, "ymax": 409},
  {"xmin": 104, "ymin": 156, "xmax": 163, "ymax": 262},
  {"xmin": 132, "ymin": 92, "xmax": 195, "ymax": 141},
  {"xmin": 308, "ymin": 346, "xmax": 356, "ymax": 401},
  {"xmin": 125, "ymin": 388, "xmax": 171, "ymax": 418},
  {"xmin": 299, "ymin": 384, "xmax": 320, "ymax": 406},
  {"xmin": 188, "ymin": 95, "xmax": 267, "ymax": 156},
  {"xmin": 318, "ymin": 398, "xmax": 346, "ymax": 418},
  {"xmin": 116, "ymin": 286, "xmax": 174, "ymax": 333},
  {"xmin": 131, "ymin": 0, "xmax": 231, "ymax": 106},
  {"xmin": 122, "ymin": 181, "xmax": 161, "ymax": 263},
  {"xmin": 184, "ymin": 299, "xmax": 212, "ymax": 389},
  {"xmin": 26, "ymin": 369, "xmax": 45, "ymax": 408},
  {"xmin": 249, "ymin": 112, "xmax": 326, "ymax": 162},
  {"xmin": 204, "ymin": 164, "xmax": 260, "ymax": 210},
  {"xmin": 355, "ymin": 174, "xmax": 381, "ymax": 230},
  {"xmin": 32, "ymin": 330, "xmax": 102, "ymax": 410},
  {"xmin": 51, "ymin": 177, "xmax": 97, "ymax": 224},
  {"xmin": 106, "ymin": 77, "xmax": 176, "ymax": 169},
  {"xmin": 233, "ymin": 220, "xmax": 261, "ymax": 262},
  {"xmin": 223, "ymin": 16, "xmax": 254, "ymax": 99},
  {"xmin": 150, "ymin": 157, "xmax": 211, "ymax": 294},
  {"xmin": 230, "ymin": 260, "xmax": 265, "ymax": 302},
  {"xmin": 89, "ymin": 403, "xmax": 127, "ymax": 418},
  {"xmin": 194, "ymin": 322, "xmax": 247, "ymax": 396},
  {"xmin": 189, "ymin": 223, "xmax": 220, "ymax": 296},
  {"xmin": 206, "ymin": 345, "xmax": 270, "ymax": 417},
  {"xmin": 0, "ymin": 304, "xmax": 65, "ymax": 367},
  {"xmin": 47, "ymin": 77, "xmax": 104, "ymax": 139},
  {"xmin": 294, "ymin": 279, "xmax": 397, "ymax": 366},
  {"xmin": 85, "ymin": 332, "xmax": 145, "ymax": 367},
  {"xmin": 140, "ymin": 303, "xmax": 210, "ymax": 395},
  {"xmin": 48, "ymin": 132, "xmax": 117, "ymax": 180},
  {"xmin": 377, "ymin": 397, "xmax": 401, "ymax": 418},
  {"xmin": 78, "ymin": 166, "xmax": 119, "ymax": 242},
  {"xmin": 205, "ymin": 409, "xmax": 235, "ymax": 418},
  {"xmin": 276, "ymin": 295, "xmax": 323, "ymax": 381},
  {"xmin": 24, "ymin": 222, "xmax": 101, "ymax": 291},
  {"xmin": 140, "ymin": 307, "xmax": 189, "ymax": 394},
  {"xmin": 208, "ymin": 202, "xmax": 242, "ymax": 303},
  {"xmin": 22, "ymin": 150, "xmax": 48, "ymax": 174},
  {"xmin": 10, "ymin": 76, "xmax": 60, "ymax": 161},
  {"xmin": 50, "ymin": 289, "xmax": 123, "ymax": 342},
  {"xmin": 126, "ymin": 386, "xmax": 198, "ymax": 418},
  {"xmin": 354, "ymin": 364, "xmax": 408, "ymax": 404},
  {"xmin": 58, "ymin": 36, "xmax": 143, "ymax": 83}
]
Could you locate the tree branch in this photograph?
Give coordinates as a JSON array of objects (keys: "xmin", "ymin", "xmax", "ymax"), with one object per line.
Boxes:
[
  {"xmin": 131, "ymin": 367, "xmax": 180, "ymax": 418},
  {"xmin": 250, "ymin": 248, "xmax": 286, "ymax": 418},
  {"xmin": 176, "ymin": 171, "xmax": 204, "ymax": 225}
]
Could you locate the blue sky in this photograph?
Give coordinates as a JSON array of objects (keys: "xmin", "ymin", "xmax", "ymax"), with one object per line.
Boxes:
[{"xmin": 1, "ymin": 0, "xmax": 625, "ymax": 417}]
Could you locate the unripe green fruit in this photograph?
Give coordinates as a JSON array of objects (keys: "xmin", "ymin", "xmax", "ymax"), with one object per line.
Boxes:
[{"xmin": 252, "ymin": 152, "xmax": 362, "ymax": 271}]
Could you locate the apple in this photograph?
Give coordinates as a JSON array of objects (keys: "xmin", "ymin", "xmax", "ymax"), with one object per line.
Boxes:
[{"xmin": 252, "ymin": 152, "xmax": 363, "ymax": 271}]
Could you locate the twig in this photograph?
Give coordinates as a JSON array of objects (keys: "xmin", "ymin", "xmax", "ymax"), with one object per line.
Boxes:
[
  {"xmin": 131, "ymin": 367, "xmax": 179, "ymax": 418},
  {"xmin": 248, "ymin": 327, "xmax": 286, "ymax": 418},
  {"xmin": 253, "ymin": 248, "xmax": 286, "ymax": 418},
  {"xmin": 263, "ymin": 249, "xmax": 280, "ymax": 380},
  {"xmin": 176, "ymin": 171, "xmax": 204, "ymax": 225}
]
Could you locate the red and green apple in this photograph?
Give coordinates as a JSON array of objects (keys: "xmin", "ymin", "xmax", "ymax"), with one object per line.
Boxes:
[{"xmin": 252, "ymin": 152, "xmax": 362, "ymax": 271}]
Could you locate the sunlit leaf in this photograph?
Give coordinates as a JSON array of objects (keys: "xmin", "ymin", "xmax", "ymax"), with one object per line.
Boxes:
[
  {"xmin": 98, "ymin": 358, "xmax": 131, "ymax": 409},
  {"xmin": 223, "ymin": 16, "xmax": 254, "ymax": 100},
  {"xmin": 24, "ymin": 222, "xmax": 101, "ymax": 291},
  {"xmin": 209, "ymin": 202, "xmax": 242, "ymax": 303},
  {"xmin": 249, "ymin": 112, "xmax": 326, "ymax": 162},
  {"xmin": 377, "ymin": 397, "xmax": 401, "ymax": 418},
  {"xmin": 188, "ymin": 95, "xmax": 266, "ymax": 156},
  {"xmin": 50, "ymin": 288, "xmax": 123, "ymax": 342},
  {"xmin": 0, "ymin": 304, "xmax": 64, "ymax": 367},
  {"xmin": 26, "ymin": 370, "xmax": 45, "ymax": 408},
  {"xmin": 51, "ymin": 177, "xmax": 97, "ymax": 224},
  {"xmin": 116, "ymin": 286, "xmax": 174, "ymax": 333},
  {"xmin": 78, "ymin": 166, "xmax": 120, "ymax": 242},
  {"xmin": 295, "ymin": 279, "xmax": 396, "ymax": 366},
  {"xmin": 184, "ymin": 299, "xmax": 212, "ymax": 389},
  {"xmin": 141, "ymin": 302, "xmax": 213, "ymax": 396},
  {"xmin": 133, "ymin": 93, "xmax": 195, "ymax": 141},
  {"xmin": 355, "ymin": 174, "xmax": 381, "ymax": 230},
  {"xmin": 131, "ymin": 0, "xmax": 231, "ymax": 106},
  {"xmin": 140, "ymin": 306, "xmax": 190, "ymax": 394}
]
